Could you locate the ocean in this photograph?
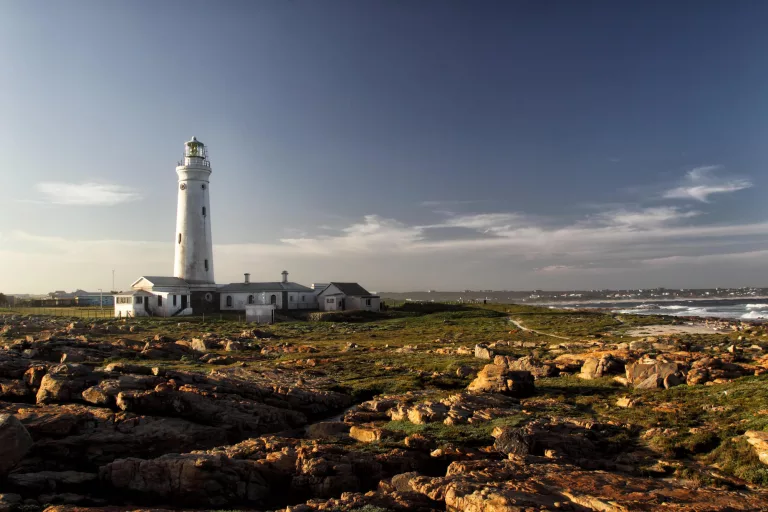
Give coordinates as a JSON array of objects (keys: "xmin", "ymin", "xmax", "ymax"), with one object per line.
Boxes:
[{"xmin": 551, "ymin": 298, "xmax": 768, "ymax": 321}]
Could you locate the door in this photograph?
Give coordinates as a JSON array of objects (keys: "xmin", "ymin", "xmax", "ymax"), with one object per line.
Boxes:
[{"xmin": 181, "ymin": 294, "xmax": 188, "ymax": 310}]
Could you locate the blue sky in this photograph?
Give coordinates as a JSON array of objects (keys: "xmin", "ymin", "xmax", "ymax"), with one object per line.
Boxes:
[{"xmin": 1, "ymin": 1, "xmax": 767, "ymax": 293}]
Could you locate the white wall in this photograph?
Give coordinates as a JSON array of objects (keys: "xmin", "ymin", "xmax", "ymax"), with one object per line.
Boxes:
[
  {"xmin": 174, "ymin": 162, "xmax": 215, "ymax": 284},
  {"xmin": 114, "ymin": 296, "xmax": 148, "ymax": 317},
  {"xmin": 220, "ymin": 290, "xmax": 318, "ymax": 311},
  {"xmin": 115, "ymin": 291, "xmax": 192, "ymax": 317}
]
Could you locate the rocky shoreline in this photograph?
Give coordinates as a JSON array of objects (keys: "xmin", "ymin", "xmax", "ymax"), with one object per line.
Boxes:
[{"xmin": 1, "ymin": 312, "xmax": 768, "ymax": 511}]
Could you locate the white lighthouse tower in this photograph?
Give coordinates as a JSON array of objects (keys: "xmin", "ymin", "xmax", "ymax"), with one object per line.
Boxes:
[{"xmin": 174, "ymin": 137, "xmax": 215, "ymax": 284}]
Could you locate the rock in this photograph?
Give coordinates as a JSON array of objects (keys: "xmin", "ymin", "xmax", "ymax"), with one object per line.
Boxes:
[
  {"xmin": 404, "ymin": 433, "xmax": 434, "ymax": 450},
  {"xmin": 0, "ymin": 414, "xmax": 33, "ymax": 475},
  {"xmin": 305, "ymin": 422, "xmax": 350, "ymax": 439},
  {"xmin": 496, "ymin": 355, "xmax": 558, "ymax": 379},
  {"xmin": 615, "ymin": 396, "xmax": 640, "ymax": 408},
  {"xmin": 686, "ymin": 367, "xmax": 710, "ymax": 385},
  {"xmin": 225, "ymin": 340, "xmax": 243, "ymax": 351},
  {"xmin": 626, "ymin": 362, "xmax": 684, "ymax": 390},
  {"xmin": 406, "ymin": 402, "xmax": 449, "ymax": 424},
  {"xmin": 100, "ymin": 451, "xmax": 270, "ymax": 507},
  {"xmin": 349, "ymin": 425, "xmax": 387, "ymax": 443},
  {"xmin": 0, "ymin": 494, "xmax": 22, "ymax": 512},
  {"xmin": 455, "ymin": 365, "xmax": 474, "ymax": 378},
  {"xmin": 7, "ymin": 471, "xmax": 97, "ymax": 494},
  {"xmin": 115, "ymin": 386, "xmax": 306, "ymax": 437},
  {"xmin": 745, "ymin": 430, "xmax": 768, "ymax": 465},
  {"xmin": 189, "ymin": 338, "xmax": 214, "ymax": 352},
  {"xmin": 474, "ymin": 344, "xmax": 493, "ymax": 360},
  {"xmin": 398, "ymin": 459, "xmax": 768, "ymax": 512},
  {"xmin": 467, "ymin": 364, "xmax": 534, "ymax": 397},
  {"xmin": 580, "ymin": 354, "xmax": 623, "ymax": 379}
]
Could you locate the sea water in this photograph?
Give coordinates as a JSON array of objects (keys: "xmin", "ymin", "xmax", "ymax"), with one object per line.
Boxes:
[{"xmin": 552, "ymin": 298, "xmax": 768, "ymax": 321}]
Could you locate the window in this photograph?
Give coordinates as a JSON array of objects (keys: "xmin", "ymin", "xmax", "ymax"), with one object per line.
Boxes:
[
  {"xmin": 326, "ymin": 298, "xmax": 335, "ymax": 304},
  {"xmin": 204, "ymin": 259, "xmax": 209, "ymax": 271},
  {"xmin": 135, "ymin": 296, "xmax": 142, "ymax": 304},
  {"xmin": 270, "ymin": 294, "xmax": 276, "ymax": 305},
  {"xmin": 202, "ymin": 206, "xmax": 206, "ymax": 216},
  {"xmin": 178, "ymin": 233, "xmax": 182, "ymax": 244},
  {"xmin": 290, "ymin": 295, "xmax": 294, "ymax": 301},
  {"xmin": 173, "ymin": 294, "xmax": 177, "ymax": 306},
  {"xmin": 226, "ymin": 296, "xmax": 233, "ymax": 307},
  {"xmin": 158, "ymin": 296, "xmax": 163, "ymax": 306},
  {"xmin": 117, "ymin": 296, "xmax": 131, "ymax": 304},
  {"xmin": 248, "ymin": 295, "xmax": 254, "ymax": 304},
  {"xmin": 365, "ymin": 299, "xmax": 372, "ymax": 306}
]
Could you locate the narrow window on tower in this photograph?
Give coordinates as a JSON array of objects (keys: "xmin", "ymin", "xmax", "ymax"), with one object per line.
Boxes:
[
  {"xmin": 202, "ymin": 207, "xmax": 206, "ymax": 217},
  {"xmin": 205, "ymin": 259, "xmax": 209, "ymax": 271},
  {"xmin": 178, "ymin": 233, "xmax": 181, "ymax": 244}
]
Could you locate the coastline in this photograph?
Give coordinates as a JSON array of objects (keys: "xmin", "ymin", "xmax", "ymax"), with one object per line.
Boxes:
[{"xmin": 530, "ymin": 295, "xmax": 768, "ymax": 307}]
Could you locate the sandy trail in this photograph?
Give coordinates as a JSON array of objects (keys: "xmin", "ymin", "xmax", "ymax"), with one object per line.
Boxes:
[{"xmin": 508, "ymin": 318, "xmax": 571, "ymax": 340}]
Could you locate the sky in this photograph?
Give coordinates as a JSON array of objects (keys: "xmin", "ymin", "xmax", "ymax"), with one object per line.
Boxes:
[{"xmin": 1, "ymin": 0, "xmax": 768, "ymax": 294}]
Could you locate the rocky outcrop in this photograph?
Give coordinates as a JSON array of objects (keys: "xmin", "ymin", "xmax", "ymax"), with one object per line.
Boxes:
[
  {"xmin": 115, "ymin": 386, "xmax": 306, "ymax": 437},
  {"xmin": 745, "ymin": 430, "xmax": 768, "ymax": 465},
  {"xmin": 386, "ymin": 459, "xmax": 768, "ymax": 512},
  {"xmin": 466, "ymin": 364, "xmax": 534, "ymax": 397},
  {"xmin": 579, "ymin": 354, "xmax": 624, "ymax": 379},
  {"xmin": 494, "ymin": 355, "xmax": 558, "ymax": 379},
  {"xmin": 473, "ymin": 344, "xmax": 493, "ymax": 360},
  {"xmin": 626, "ymin": 361, "xmax": 685, "ymax": 389},
  {"xmin": 493, "ymin": 418, "xmax": 631, "ymax": 467},
  {"xmin": 0, "ymin": 413, "xmax": 33, "ymax": 475}
]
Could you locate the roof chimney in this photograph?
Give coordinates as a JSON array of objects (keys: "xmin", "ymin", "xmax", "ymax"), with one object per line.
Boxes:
[
  {"xmin": 281, "ymin": 270, "xmax": 288, "ymax": 283},
  {"xmin": 244, "ymin": 273, "xmax": 250, "ymax": 284}
]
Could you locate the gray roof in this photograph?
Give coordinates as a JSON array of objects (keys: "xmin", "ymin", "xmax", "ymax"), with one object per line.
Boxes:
[
  {"xmin": 323, "ymin": 282, "xmax": 374, "ymax": 297},
  {"xmin": 115, "ymin": 290, "xmax": 154, "ymax": 297},
  {"xmin": 133, "ymin": 276, "xmax": 190, "ymax": 288},
  {"xmin": 218, "ymin": 281, "xmax": 314, "ymax": 293}
]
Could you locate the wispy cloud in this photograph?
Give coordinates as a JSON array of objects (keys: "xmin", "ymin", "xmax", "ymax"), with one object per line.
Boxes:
[
  {"xmin": 34, "ymin": 182, "xmax": 141, "ymax": 206},
  {"xmin": 420, "ymin": 199, "xmax": 491, "ymax": 207},
  {"xmin": 663, "ymin": 166, "xmax": 752, "ymax": 202},
  {"xmin": 590, "ymin": 206, "xmax": 700, "ymax": 229}
]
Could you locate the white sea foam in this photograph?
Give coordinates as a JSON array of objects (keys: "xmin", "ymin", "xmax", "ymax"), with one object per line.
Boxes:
[
  {"xmin": 745, "ymin": 304, "xmax": 768, "ymax": 309},
  {"xmin": 660, "ymin": 305, "xmax": 688, "ymax": 310},
  {"xmin": 742, "ymin": 310, "xmax": 768, "ymax": 320}
]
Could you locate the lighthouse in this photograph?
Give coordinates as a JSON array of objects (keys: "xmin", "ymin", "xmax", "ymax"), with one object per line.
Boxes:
[{"xmin": 174, "ymin": 137, "xmax": 215, "ymax": 284}]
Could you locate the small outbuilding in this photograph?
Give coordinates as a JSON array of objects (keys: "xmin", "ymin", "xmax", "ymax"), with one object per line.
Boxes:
[
  {"xmin": 114, "ymin": 276, "xmax": 193, "ymax": 317},
  {"xmin": 316, "ymin": 282, "xmax": 380, "ymax": 312}
]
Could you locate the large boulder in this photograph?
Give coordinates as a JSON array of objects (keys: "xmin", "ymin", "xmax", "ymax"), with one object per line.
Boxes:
[
  {"xmin": 626, "ymin": 362, "xmax": 684, "ymax": 390},
  {"xmin": 495, "ymin": 355, "xmax": 558, "ymax": 379},
  {"xmin": 0, "ymin": 414, "xmax": 33, "ymax": 475},
  {"xmin": 580, "ymin": 354, "xmax": 624, "ymax": 380},
  {"xmin": 35, "ymin": 364, "xmax": 93, "ymax": 404},
  {"xmin": 474, "ymin": 344, "xmax": 493, "ymax": 360},
  {"xmin": 467, "ymin": 364, "xmax": 534, "ymax": 397}
]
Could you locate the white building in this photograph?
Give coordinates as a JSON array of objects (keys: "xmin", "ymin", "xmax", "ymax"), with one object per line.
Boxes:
[
  {"xmin": 219, "ymin": 271, "xmax": 317, "ymax": 311},
  {"xmin": 316, "ymin": 283, "xmax": 381, "ymax": 312}
]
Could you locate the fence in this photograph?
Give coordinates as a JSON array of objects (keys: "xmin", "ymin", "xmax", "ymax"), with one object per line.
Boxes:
[{"xmin": 0, "ymin": 307, "xmax": 114, "ymax": 319}]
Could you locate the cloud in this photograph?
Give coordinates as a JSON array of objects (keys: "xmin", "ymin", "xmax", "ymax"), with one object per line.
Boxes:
[
  {"xmin": 420, "ymin": 199, "xmax": 490, "ymax": 207},
  {"xmin": 663, "ymin": 166, "xmax": 752, "ymax": 202},
  {"xmin": 590, "ymin": 206, "xmax": 700, "ymax": 229},
  {"xmin": 34, "ymin": 182, "xmax": 142, "ymax": 206}
]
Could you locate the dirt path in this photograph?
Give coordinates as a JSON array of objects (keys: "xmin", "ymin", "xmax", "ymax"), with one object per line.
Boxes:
[{"xmin": 508, "ymin": 318, "xmax": 571, "ymax": 340}]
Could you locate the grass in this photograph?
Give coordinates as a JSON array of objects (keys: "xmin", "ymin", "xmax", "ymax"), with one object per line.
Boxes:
[{"xmin": 3, "ymin": 301, "xmax": 767, "ymax": 488}]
